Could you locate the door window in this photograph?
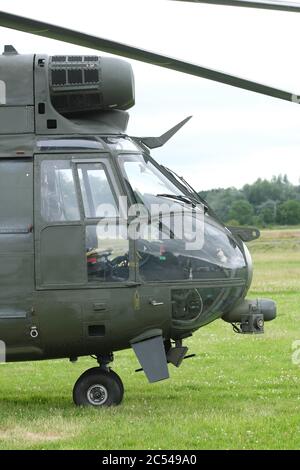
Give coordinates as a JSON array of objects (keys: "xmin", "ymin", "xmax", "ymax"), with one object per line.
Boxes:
[
  {"xmin": 86, "ymin": 224, "xmax": 129, "ymax": 282},
  {"xmin": 76, "ymin": 161, "xmax": 129, "ymax": 283},
  {"xmin": 41, "ymin": 160, "xmax": 80, "ymax": 222},
  {"xmin": 77, "ymin": 163, "xmax": 117, "ymax": 218}
]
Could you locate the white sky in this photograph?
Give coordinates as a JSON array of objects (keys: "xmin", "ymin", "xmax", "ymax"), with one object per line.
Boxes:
[{"xmin": 1, "ymin": 0, "xmax": 300, "ymax": 190}]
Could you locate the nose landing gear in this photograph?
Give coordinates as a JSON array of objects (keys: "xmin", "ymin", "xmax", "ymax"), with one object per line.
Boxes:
[{"xmin": 73, "ymin": 354, "xmax": 124, "ymax": 407}]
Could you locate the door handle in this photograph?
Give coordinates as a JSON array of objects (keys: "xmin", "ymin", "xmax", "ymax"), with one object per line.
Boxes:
[{"xmin": 149, "ymin": 300, "xmax": 164, "ymax": 307}]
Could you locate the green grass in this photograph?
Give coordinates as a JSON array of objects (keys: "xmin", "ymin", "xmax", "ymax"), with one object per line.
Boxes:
[{"xmin": 0, "ymin": 229, "xmax": 300, "ymax": 449}]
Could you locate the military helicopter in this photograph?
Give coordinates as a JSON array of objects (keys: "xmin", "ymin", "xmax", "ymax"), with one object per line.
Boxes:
[{"xmin": 0, "ymin": 1, "xmax": 298, "ymax": 407}]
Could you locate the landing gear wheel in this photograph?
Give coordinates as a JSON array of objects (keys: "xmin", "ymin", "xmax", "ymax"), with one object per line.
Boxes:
[
  {"xmin": 73, "ymin": 367, "xmax": 124, "ymax": 407},
  {"xmin": 110, "ymin": 369, "xmax": 124, "ymax": 396}
]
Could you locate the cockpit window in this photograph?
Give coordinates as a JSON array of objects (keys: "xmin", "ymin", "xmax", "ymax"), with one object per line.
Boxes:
[
  {"xmin": 37, "ymin": 138, "xmax": 104, "ymax": 151},
  {"xmin": 118, "ymin": 154, "xmax": 187, "ymax": 208},
  {"xmin": 78, "ymin": 163, "xmax": 117, "ymax": 218},
  {"xmin": 41, "ymin": 160, "xmax": 80, "ymax": 222},
  {"xmin": 86, "ymin": 224, "xmax": 129, "ymax": 282},
  {"xmin": 137, "ymin": 215, "xmax": 246, "ymax": 282},
  {"xmin": 103, "ymin": 137, "xmax": 140, "ymax": 152}
]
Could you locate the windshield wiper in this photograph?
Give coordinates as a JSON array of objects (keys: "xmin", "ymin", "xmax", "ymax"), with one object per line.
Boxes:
[
  {"xmin": 156, "ymin": 193, "xmax": 208, "ymax": 213},
  {"xmin": 160, "ymin": 166, "xmax": 208, "ymax": 208},
  {"xmin": 156, "ymin": 193, "xmax": 197, "ymax": 206}
]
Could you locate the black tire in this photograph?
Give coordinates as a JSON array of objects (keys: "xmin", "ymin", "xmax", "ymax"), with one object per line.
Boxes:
[
  {"xmin": 73, "ymin": 367, "xmax": 124, "ymax": 407},
  {"xmin": 109, "ymin": 369, "xmax": 124, "ymax": 396}
]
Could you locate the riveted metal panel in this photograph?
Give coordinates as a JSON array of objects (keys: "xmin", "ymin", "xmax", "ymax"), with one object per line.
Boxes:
[
  {"xmin": 0, "ymin": 106, "xmax": 34, "ymax": 134},
  {"xmin": 0, "ymin": 134, "xmax": 35, "ymax": 158},
  {"xmin": 0, "ymin": 54, "xmax": 34, "ymax": 105}
]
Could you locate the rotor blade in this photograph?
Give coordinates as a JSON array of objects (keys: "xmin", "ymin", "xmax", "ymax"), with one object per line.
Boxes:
[
  {"xmin": 0, "ymin": 10, "xmax": 299, "ymax": 104},
  {"xmin": 171, "ymin": 0, "xmax": 300, "ymax": 12}
]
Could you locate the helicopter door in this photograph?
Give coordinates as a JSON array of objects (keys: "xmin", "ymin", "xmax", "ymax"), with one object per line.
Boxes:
[
  {"xmin": 73, "ymin": 158, "xmax": 140, "ymax": 350},
  {"xmin": 34, "ymin": 154, "xmax": 137, "ymax": 357},
  {"xmin": 35, "ymin": 156, "xmax": 85, "ymax": 287},
  {"xmin": 34, "ymin": 154, "xmax": 87, "ymax": 357},
  {"xmin": 0, "ymin": 159, "xmax": 37, "ymax": 360}
]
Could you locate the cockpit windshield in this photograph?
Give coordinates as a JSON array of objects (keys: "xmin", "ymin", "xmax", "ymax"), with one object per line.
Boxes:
[{"xmin": 118, "ymin": 154, "xmax": 193, "ymax": 209}]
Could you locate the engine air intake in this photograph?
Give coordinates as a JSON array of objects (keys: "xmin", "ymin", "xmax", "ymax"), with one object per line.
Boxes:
[{"xmin": 49, "ymin": 55, "xmax": 135, "ymax": 114}]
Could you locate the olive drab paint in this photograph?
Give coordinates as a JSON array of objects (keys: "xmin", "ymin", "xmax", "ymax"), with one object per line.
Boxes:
[{"xmin": 0, "ymin": 3, "xmax": 284, "ymax": 405}]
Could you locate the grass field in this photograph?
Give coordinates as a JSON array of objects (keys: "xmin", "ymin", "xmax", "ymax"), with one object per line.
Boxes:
[{"xmin": 0, "ymin": 228, "xmax": 299, "ymax": 450}]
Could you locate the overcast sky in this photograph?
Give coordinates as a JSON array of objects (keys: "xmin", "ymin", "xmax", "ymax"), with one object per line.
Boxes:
[{"xmin": 1, "ymin": 0, "xmax": 300, "ymax": 190}]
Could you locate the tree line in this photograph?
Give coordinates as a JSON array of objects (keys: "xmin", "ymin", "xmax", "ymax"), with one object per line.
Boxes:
[{"xmin": 198, "ymin": 175, "xmax": 300, "ymax": 226}]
